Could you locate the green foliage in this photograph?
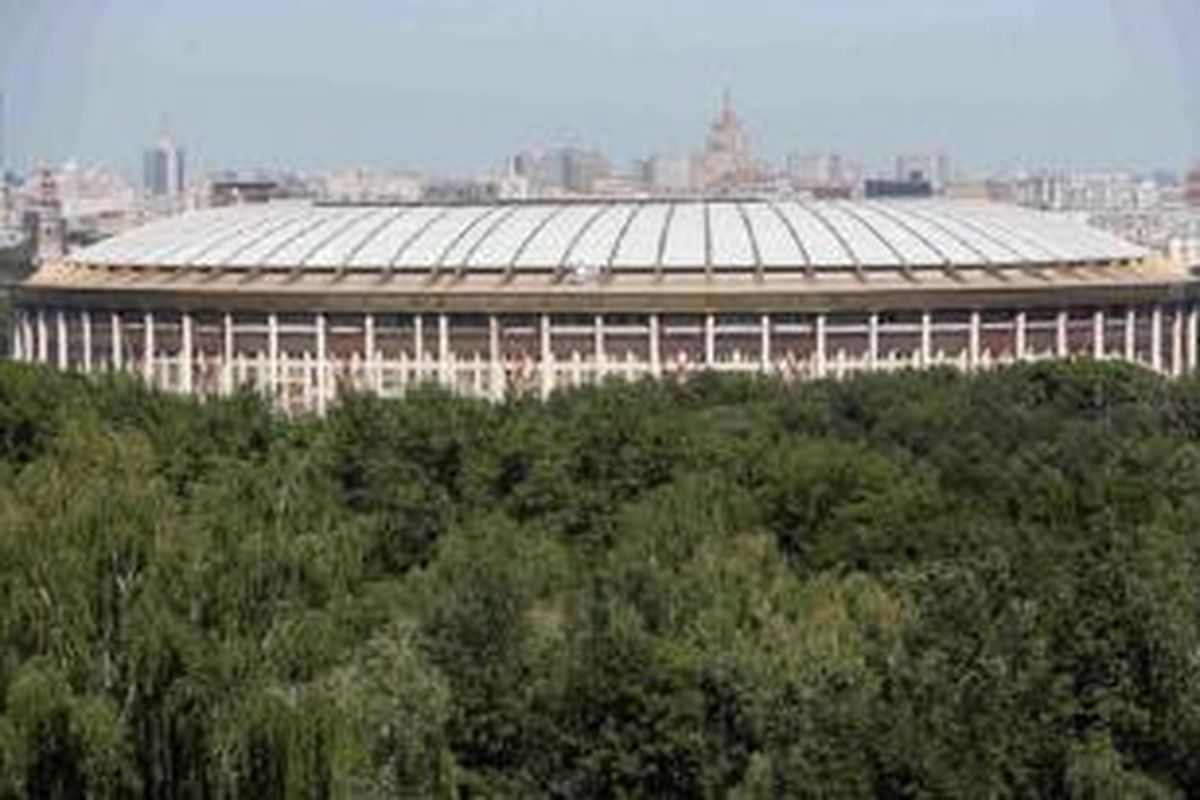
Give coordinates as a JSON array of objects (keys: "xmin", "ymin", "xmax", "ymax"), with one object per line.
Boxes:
[{"xmin": 3, "ymin": 358, "xmax": 1200, "ymax": 796}]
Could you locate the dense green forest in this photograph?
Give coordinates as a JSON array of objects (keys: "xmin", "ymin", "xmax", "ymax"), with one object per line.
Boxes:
[{"xmin": 3, "ymin": 360, "xmax": 1200, "ymax": 798}]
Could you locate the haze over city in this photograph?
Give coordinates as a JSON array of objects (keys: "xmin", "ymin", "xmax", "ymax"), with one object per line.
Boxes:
[{"xmin": 2, "ymin": 0, "xmax": 1199, "ymax": 176}]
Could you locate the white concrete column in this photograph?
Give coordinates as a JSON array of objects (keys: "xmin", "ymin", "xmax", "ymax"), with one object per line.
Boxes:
[
  {"xmin": 18, "ymin": 311, "xmax": 31, "ymax": 363},
  {"xmin": 649, "ymin": 313, "xmax": 662, "ymax": 378},
  {"xmin": 594, "ymin": 314, "xmax": 606, "ymax": 380},
  {"xmin": 761, "ymin": 314, "xmax": 772, "ymax": 374},
  {"xmin": 14, "ymin": 309, "xmax": 26, "ymax": 361},
  {"xmin": 1014, "ymin": 311, "xmax": 1027, "ymax": 361},
  {"xmin": 1124, "ymin": 308, "xmax": 1137, "ymax": 363},
  {"xmin": 21, "ymin": 310, "xmax": 30, "ymax": 363},
  {"xmin": 9, "ymin": 310, "xmax": 21, "ymax": 361},
  {"xmin": 14, "ymin": 310, "xmax": 23, "ymax": 363},
  {"xmin": 267, "ymin": 312, "xmax": 280, "ymax": 398},
  {"xmin": 180, "ymin": 312, "xmax": 194, "ymax": 394},
  {"xmin": 437, "ymin": 313, "xmax": 451, "ymax": 388},
  {"xmin": 919, "ymin": 311, "xmax": 933, "ymax": 368},
  {"xmin": 1151, "ymin": 305, "xmax": 1163, "ymax": 373},
  {"xmin": 364, "ymin": 313, "xmax": 378, "ymax": 393},
  {"xmin": 413, "ymin": 315, "xmax": 425, "ymax": 381},
  {"xmin": 488, "ymin": 314, "xmax": 503, "ymax": 401},
  {"xmin": 867, "ymin": 312, "xmax": 880, "ymax": 371},
  {"xmin": 968, "ymin": 311, "xmax": 981, "ymax": 370},
  {"xmin": 36, "ymin": 310, "xmax": 48, "ymax": 364},
  {"xmin": 1092, "ymin": 310, "xmax": 1105, "ymax": 360},
  {"xmin": 300, "ymin": 352, "xmax": 312, "ymax": 410},
  {"xmin": 1172, "ymin": 307, "xmax": 1185, "ymax": 377},
  {"xmin": 21, "ymin": 309, "xmax": 32, "ymax": 363},
  {"xmin": 55, "ymin": 311, "xmax": 68, "ymax": 370},
  {"xmin": 143, "ymin": 311, "xmax": 155, "ymax": 384},
  {"xmin": 1055, "ymin": 310, "xmax": 1068, "ymax": 358},
  {"xmin": 221, "ymin": 312, "xmax": 234, "ymax": 395},
  {"xmin": 81, "ymin": 311, "xmax": 93, "ymax": 374},
  {"xmin": 316, "ymin": 312, "xmax": 329, "ymax": 414},
  {"xmin": 539, "ymin": 313, "xmax": 553, "ymax": 398},
  {"xmin": 111, "ymin": 312, "xmax": 123, "ymax": 372},
  {"xmin": 22, "ymin": 310, "xmax": 32, "ymax": 363},
  {"xmin": 9, "ymin": 310, "xmax": 22, "ymax": 361},
  {"xmin": 815, "ymin": 313, "xmax": 827, "ymax": 379},
  {"xmin": 704, "ymin": 313, "xmax": 716, "ymax": 369},
  {"xmin": 1188, "ymin": 306, "xmax": 1199, "ymax": 374}
]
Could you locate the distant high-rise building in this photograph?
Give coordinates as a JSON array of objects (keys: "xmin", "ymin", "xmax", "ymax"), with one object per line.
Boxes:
[
  {"xmin": 1013, "ymin": 171, "xmax": 1157, "ymax": 213},
  {"xmin": 865, "ymin": 177, "xmax": 933, "ymax": 199},
  {"xmin": 1186, "ymin": 163, "xmax": 1200, "ymax": 208},
  {"xmin": 511, "ymin": 147, "xmax": 610, "ymax": 195},
  {"xmin": 640, "ymin": 153, "xmax": 691, "ymax": 193},
  {"xmin": 558, "ymin": 148, "xmax": 609, "ymax": 194},
  {"xmin": 143, "ymin": 137, "xmax": 186, "ymax": 197},
  {"xmin": 787, "ymin": 151, "xmax": 861, "ymax": 194},
  {"xmin": 22, "ymin": 167, "xmax": 64, "ymax": 262},
  {"xmin": 692, "ymin": 91, "xmax": 759, "ymax": 193},
  {"xmin": 895, "ymin": 153, "xmax": 952, "ymax": 193}
]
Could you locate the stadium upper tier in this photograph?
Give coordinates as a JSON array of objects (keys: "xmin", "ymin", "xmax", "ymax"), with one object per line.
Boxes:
[{"xmin": 68, "ymin": 199, "xmax": 1147, "ymax": 274}]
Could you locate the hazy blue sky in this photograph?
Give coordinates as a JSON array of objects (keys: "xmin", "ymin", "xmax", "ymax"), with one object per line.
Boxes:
[{"xmin": 1, "ymin": 0, "xmax": 1197, "ymax": 178}]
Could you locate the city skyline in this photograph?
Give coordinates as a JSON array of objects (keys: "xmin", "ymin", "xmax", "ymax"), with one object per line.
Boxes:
[{"xmin": 1, "ymin": 0, "xmax": 1198, "ymax": 178}]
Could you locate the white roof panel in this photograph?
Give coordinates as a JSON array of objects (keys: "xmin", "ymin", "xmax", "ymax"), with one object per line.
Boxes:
[
  {"xmin": 228, "ymin": 212, "xmax": 336, "ymax": 267},
  {"xmin": 438, "ymin": 206, "xmax": 512, "ymax": 268},
  {"xmin": 561, "ymin": 204, "xmax": 634, "ymax": 267},
  {"xmin": 466, "ymin": 205, "xmax": 559, "ymax": 268},
  {"xmin": 80, "ymin": 208, "xmax": 231, "ymax": 265},
  {"xmin": 259, "ymin": 206, "xmax": 370, "ymax": 267},
  {"xmin": 811, "ymin": 202, "xmax": 900, "ymax": 266},
  {"xmin": 873, "ymin": 203, "xmax": 988, "ymax": 266},
  {"xmin": 192, "ymin": 206, "xmax": 316, "ymax": 268},
  {"xmin": 398, "ymin": 206, "xmax": 498, "ymax": 269},
  {"xmin": 516, "ymin": 204, "xmax": 606, "ymax": 268},
  {"xmin": 842, "ymin": 202, "xmax": 944, "ymax": 266},
  {"xmin": 981, "ymin": 205, "xmax": 1142, "ymax": 262},
  {"xmin": 660, "ymin": 203, "xmax": 706, "ymax": 268},
  {"xmin": 303, "ymin": 207, "xmax": 403, "ymax": 267},
  {"xmin": 148, "ymin": 206, "xmax": 287, "ymax": 266},
  {"xmin": 708, "ymin": 202, "xmax": 757, "ymax": 269},
  {"xmin": 905, "ymin": 202, "xmax": 1028, "ymax": 264},
  {"xmin": 1040, "ymin": 214, "xmax": 1144, "ymax": 260},
  {"xmin": 612, "ymin": 203, "xmax": 671, "ymax": 269},
  {"xmin": 922, "ymin": 202, "xmax": 1052, "ymax": 262},
  {"xmin": 773, "ymin": 202, "xmax": 854, "ymax": 266},
  {"xmin": 960, "ymin": 203, "xmax": 1073, "ymax": 261},
  {"xmin": 346, "ymin": 206, "xmax": 446, "ymax": 268},
  {"xmin": 744, "ymin": 202, "xmax": 806, "ymax": 268}
]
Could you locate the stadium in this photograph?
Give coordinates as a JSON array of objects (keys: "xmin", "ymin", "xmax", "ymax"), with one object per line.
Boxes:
[{"xmin": 10, "ymin": 197, "xmax": 1197, "ymax": 412}]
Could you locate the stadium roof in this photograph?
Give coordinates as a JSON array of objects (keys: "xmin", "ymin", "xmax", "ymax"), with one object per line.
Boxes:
[{"xmin": 67, "ymin": 199, "xmax": 1147, "ymax": 274}]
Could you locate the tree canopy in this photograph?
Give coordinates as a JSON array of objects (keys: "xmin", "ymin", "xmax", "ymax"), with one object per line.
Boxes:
[{"xmin": 1, "ymin": 359, "xmax": 1199, "ymax": 798}]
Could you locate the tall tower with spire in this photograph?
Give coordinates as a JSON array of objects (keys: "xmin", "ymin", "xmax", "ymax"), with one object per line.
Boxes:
[{"xmin": 693, "ymin": 89, "xmax": 758, "ymax": 193}]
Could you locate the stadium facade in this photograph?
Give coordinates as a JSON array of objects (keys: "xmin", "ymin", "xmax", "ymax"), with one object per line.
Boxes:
[{"xmin": 10, "ymin": 198, "xmax": 1198, "ymax": 413}]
